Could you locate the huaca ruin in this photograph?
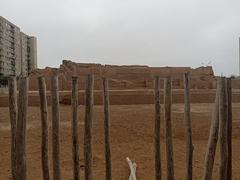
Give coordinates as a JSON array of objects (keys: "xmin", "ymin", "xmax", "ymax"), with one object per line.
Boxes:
[
  {"xmin": 28, "ymin": 60, "xmax": 217, "ymax": 90},
  {"xmin": 0, "ymin": 60, "xmax": 238, "ymax": 107}
]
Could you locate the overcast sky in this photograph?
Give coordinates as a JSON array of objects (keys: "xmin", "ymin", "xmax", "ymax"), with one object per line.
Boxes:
[{"xmin": 1, "ymin": 0, "xmax": 240, "ymax": 75}]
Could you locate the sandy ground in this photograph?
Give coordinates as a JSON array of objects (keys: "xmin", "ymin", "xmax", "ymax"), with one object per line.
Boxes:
[{"xmin": 0, "ymin": 103, "xmax": 240, "ymax": 180}]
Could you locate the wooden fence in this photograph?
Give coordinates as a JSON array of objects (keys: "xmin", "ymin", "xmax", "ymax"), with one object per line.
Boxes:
[{"xmin": 7, "ymin": 74, "xmax": 232, "ymax": 180}]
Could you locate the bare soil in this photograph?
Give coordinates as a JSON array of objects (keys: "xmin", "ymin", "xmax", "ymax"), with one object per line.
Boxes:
[{"xmin": 0, "ymin": 103, "xmax": 240, "ymax": 180}]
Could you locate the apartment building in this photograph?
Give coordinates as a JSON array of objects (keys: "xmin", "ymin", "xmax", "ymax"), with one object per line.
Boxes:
[
  {"xmin": 20, "ymin": 32, "xmax": 37, "ymax": 76},
  {"xmin": 0, "ymin": 16, "xmax": 37, "ymax": 77}
]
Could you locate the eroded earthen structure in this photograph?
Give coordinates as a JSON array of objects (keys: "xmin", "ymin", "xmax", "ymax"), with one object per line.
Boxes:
[{"xmin": 28, "ymin": 60, "xmax": 216, "ymax": 90}]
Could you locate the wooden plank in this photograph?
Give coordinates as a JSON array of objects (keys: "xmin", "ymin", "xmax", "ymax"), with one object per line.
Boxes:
[
  {"xmin": 38, "ymin": 76, "xmax": 50, "ymax": 180},
  {"xmin": 71, "ymin": 76, "xmax": 80, "ymax": 180},
  {"xmin": 164, "ymin": 77, "xmax": 174, "ymax": 180},
  {"xmin": 203, "ymin": 78, "xmax": 220, "ymax": 180},
  {"xmin": 102, "ymin": 78, "xmax": 112, "ymax": 180},
  {"xmin": 154, "ymin": 76, "xmax": 161, "ymax": 180},
  {"xmin": 84, "ymin": 74, "xmax": 94, "ymax": 180},
  {"xmin": 8, "ymin": 77, "xmax": 17, "ymax": 180},
  {"xmin": 183, "ymin": 73, "xmax": 193, "ymax": 180},
  {"xmin": 219, "ymin": 77, "xmax": 228, "ymax": 180},
  {"xmin": 51, "ymin": 76, "xmax": 61, "ymax": 180},
  {"xmin": 15, "ymin": 76, "xmax": 28, "ymax": 180},
  {"xmin": 227, "ymin": 78, "xmax": 232, "ymax": 180}
]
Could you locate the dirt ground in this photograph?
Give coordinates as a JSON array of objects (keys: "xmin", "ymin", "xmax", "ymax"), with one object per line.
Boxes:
[{"xmin": 0, "ymin": 103, "xmax": 240, "ymax": 180}]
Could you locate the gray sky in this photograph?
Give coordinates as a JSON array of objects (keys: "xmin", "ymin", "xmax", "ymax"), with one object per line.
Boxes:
[{"xmin": 1, "ymin": 0, "xmax": 240, "ymax": 75}]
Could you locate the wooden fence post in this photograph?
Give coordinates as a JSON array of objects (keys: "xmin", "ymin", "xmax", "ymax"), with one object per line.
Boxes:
[
  {"xmin": 203, "ymin": 78, "xmax": 220, "ymax": 180},
  {"xmin": 164, "ymin": 77, "xmax": 174, "ymax": 180},
  {"xmin": 84, "ymin": 74, "xmax": 94, "ymax": 180},
  {"xmin": 38, "ymin": 76, "xmax": 50, "ymax": 180},
  {"xmin": 154, "ymin": 76, "xmax": 161, "ymax": 180},
  {"xmin": 219, "ymin": 77, "xmax": 228, "ymax": 180},
  {"xmin": 8, "ymin": 76, "xmax": 17, "ymax": 180},
  {"xmin": 51, "ymin": 76, "xmax": 61, "ymax": 180},
  {"xmin": 15, "ymin": 76, "xmax": 28, "ymax": 180},
  {"xmin": 102, "ymin": 78, "xmax": 112, "ymax": 180},
  {"xmin": 226, "ymin": 78, "xmax": 232, "ymax": 180},
  {"xmin": 71, "ymin": 76, "xmax": 80, "ymax": 180},
  {"xmin": 183, "ymin": 73, "xmax": 193, "ymax": 180}
]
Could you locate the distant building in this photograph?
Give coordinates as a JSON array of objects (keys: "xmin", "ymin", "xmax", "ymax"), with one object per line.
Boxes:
[{"xmin": 0, "ymin": 16, "xmax": 37, "ymax": 78}]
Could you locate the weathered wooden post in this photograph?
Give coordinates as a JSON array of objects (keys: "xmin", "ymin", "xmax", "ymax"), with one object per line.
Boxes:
[
  {"xmin": 38, "ymin": 76, "xmax": 50, "ymax": 180},
  {"xmin": 154, "ymin": 76, "xmax": 161, "ymax": 180},
  {"xmin": 183, "ymin": 73, "xmax": 193, "ymax": 180},
  {"xmin": 126, "ymin": 157, "xmax": 137, "ymax": 180},
  {"xmin": 226, "ymin": 78, "xmax": 232, "ymax": 180},
  {"xmin": 219, "ymin": 77, "xmax": 228, "ymax": 180},
  {"xmin": 51, "ymin": 76, "xmax": 61, "ymax": 180},
  {"xmin": 164, "ymin": 77, "xmax": 174, "ymax": 180},
  {"xmin": 102, "ymin": 78, "xmax": 112, "ymax": 180},
  {"xmin": 15, "ymin": 76, "xmax": 28, "ymax": 180},
  {"xmin": 8, "ymin": 76, "xmax": 17, "ymax": 180},
  {"xmin": 203, "ymin": 78, "xmax": 220, "ymax": 180},
  {"xmin": 84, "ymin": 74, "xmax": 94, "ymax": 180},
  {"xmin": 71, "ymin": 76, "xmax": 80, "ymax": 180}
]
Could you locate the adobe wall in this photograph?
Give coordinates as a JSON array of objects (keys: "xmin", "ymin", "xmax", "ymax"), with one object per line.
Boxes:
[
  {"xmin": 1, "ymin": 89, "xmax": 240, "ymax": 107},
  {"xmin": 28, "ymin": 60, "xmax": 216, "ymax": 91}
]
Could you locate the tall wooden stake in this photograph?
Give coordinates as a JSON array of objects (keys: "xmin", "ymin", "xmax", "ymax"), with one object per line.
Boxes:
[
  {"xmin": 184, "ymin": 73, "xmax": 193, "ymax": 180},
  {"xmin": 203, "ymin": 78, "xmax": 220, "ymax": 180},
  {"xmin": 15, "ymin": 76, "xmax": 28, "ymax": 180},
  {"xmin": 219, "ymin": 77, "xmax": 228, "ymax": 180},
  {"xmin": 8, "ymin": 77, "xmax": 17, "ymax": 180},
  {"xmin": 154, "ymin": 76, "xmax": 161, "ymax": 180},
  {"xmin": 71, "ymin": 77, "xmax": 80, "ymax": 180},
  {"xmin": 226, "ymin": 78, "xmax": 232, "ymax": 180},
  {"xmin": 164, "ymin": 77, "xmax": 174, "ymax": 180},
  {"xmin": 38, "ymin": 76, "xmax": 50, "ymax": 180},
  {"xmin": 84, "ymin": 74, "xmax": 94, "ymax": 180},
  {"xmin": 103, "ymin": 78, "xmax": 112, "ymax": 180},
  {"xmin": 51, "ymin": 76, "xmax": 61, "ymax": 180}
]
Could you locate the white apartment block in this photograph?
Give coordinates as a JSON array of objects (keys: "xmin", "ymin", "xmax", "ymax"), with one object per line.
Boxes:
[{"xmin": 0, "ymin": 16, "xmax": 37, "ymax": 77}]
